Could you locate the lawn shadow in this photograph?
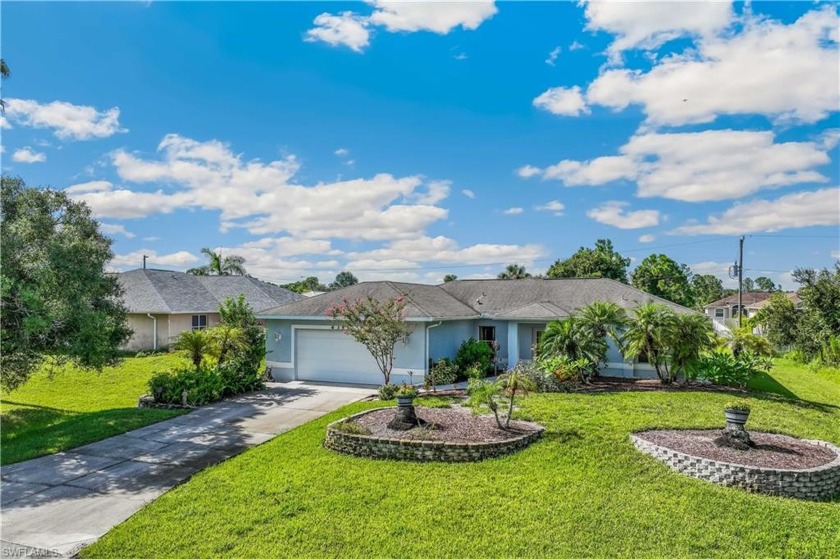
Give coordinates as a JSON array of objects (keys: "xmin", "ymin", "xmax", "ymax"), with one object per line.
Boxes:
[
  {"xmin": 748, "ymin": 371, "xmax": 799, "ymax": 400},
  {"xmin": 540, "ymin": 429, "xmax": 583, "ymax": 444}
]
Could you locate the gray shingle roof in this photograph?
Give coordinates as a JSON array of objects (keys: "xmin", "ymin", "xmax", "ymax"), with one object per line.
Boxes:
[
  {"xmin": 258, "ymin": 281, "xmax": 479, "ymax": 319},
  {"xmin": 259, "ymin": 277, "xmax": 693, "ymax": 320},
  {"xmin": 116, "ymin": 269, "xmax": 302, "ymax": 314}
]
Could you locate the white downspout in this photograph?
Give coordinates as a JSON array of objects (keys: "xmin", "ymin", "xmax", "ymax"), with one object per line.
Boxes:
[
  {"xmin": 425, "ymin": 321, "xmax": 442, "ymax": 377},
  {"xmin": 146, "ymin": 313, "xmax": 157, "ymax": 351}
]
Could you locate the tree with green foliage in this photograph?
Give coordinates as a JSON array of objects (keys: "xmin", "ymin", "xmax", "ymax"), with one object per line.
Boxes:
[
  {"xmin": 442, "ymin": 274, "xmax": 458, "ymax": 283},
  {"xmin": 282, "ymin": 276, "xmax": 329, "ymax": 294},
  {"xmin": 326, "ymin": 296, "xmax": 415, "ymax": 384},
  {"xmin": 691, "ymin": 274, "xmax": 724, "ymax": 308},
  {"xmin": 546, "ymin": 239, "xmax": 631, "ymax": 283},
  {"xmin": 631, "ymin": 254, "xmax": 694, "ymax": 307},
  {"xmin": 1, "ymin": 176, "xmax": 131, "ymax": 391},
  {"xmin": 742, "ymin": 277, "xmax": 755, "ymax": 292},
  {"xmin": 173, "ymin": 329, "xmax": 213, "ymax": 371},
  {"xmin": 330, "ymin": 271, "xmax": 358, "ymax": 290},
  {"xmin": 754, "ymin": 293, "xmax": 799, "ymax": 349},
  {"xmin": 0, "ymin": 58, "xmax": 9, "ymax": 113},
  {"xmin": 577, "ymin": 300, "xmax": 628, "ymax": 344},
  {"xmin": 538, "ymin": 317, "xmax": 608, "ymax": 378},
  {"xmin": 187, "ymin": 248, "xmax": 247, "ymax": 276},
  {"xmin": 754, "ymin": 276, "xmax": 779, "ymax": 292},
  {"xmin": 497, "ymin": 368, "xmax": 538, "ymax": 428},
  {"xmin": 498, "ymin": 264, "xmax": 531, "ymax": 279},
  {"xmin": 218, "ymin": 294, "xmax": 266, "ymax": 377}
]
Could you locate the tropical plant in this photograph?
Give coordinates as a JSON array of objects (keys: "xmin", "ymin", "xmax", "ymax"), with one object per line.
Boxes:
[
  {"xmin": 497, "ymin": 368, "xmax": 538, "ymax": 428},
  {"xmin": 378, "ymin": 384, "xmax": 398, "ymax": 401},
  {"xmin": 173, "ymin": 329, "xmax": 213, "ymax": 371},
  {"xmin": 546, "ymin": 239, "xmax": 631, "ymax": 283},
  {"xmin": 724, "ymin": 400, "xmax": 751, "ymax": 412},
  {"xmin": 326, "ymin": 296, "xmax": 415, "ymax": 385},
  {"xmin": 623, "ymin": 302, "xmax": 677, "ymax": 383},
  {"xmin": 442, "ymin": 274, "xmax": 458, "ymax": 283},
  {"xmin": 395, "ymin": 384, "xmax": 418, "ymax": 398},
  {"xmin": 669, "ymin": 313, "xmax": 716, "ymax": 380},
  {"xmin": 187, "ymin": 247, "xmax": 247, "ymax": 276},
  {"xmin": 577, "ymin": 300, "xmax": 628, "ymax": 345},
  {"xmin": 498, "ymin": 264, "xmax": 531, "ymax": 280},
  {"xmin": 688, "ymin": 350, "xmax": 770, "ymax": 388},
  {"xmin": 455, "ymin": 338, "xmax": 494, "ymax": 375},
  {"xmin": 540, "ymin": 354, "xmax": 592, "ymax": 384},
  {"xmin": 148, "ymin": 366, "xmax": 225, "ymax": 406},
  {"xmin": 729, "ymin": 328, "xmax": 775, "ymax": 357},
  {"xmin": 1, "ymin": 176, "xmax": 131, "ymax": 391},
  {"xmin": 0, "ymin": 58, "xmax": 8, "ymax": 113},
  {"xmin": 466, "ymin": 378, "xmax": 504, "ymax": 429},
  {"xmin": 218, "ymin": 294, "xmax": 266, "ymax": 378},
  {"xmin": 538, "ymin": 317, "xmax": 607, "ymax": 380},
  {"xmin": 207, "ymin": 324, "xmax": 247, "ymax": 366}
]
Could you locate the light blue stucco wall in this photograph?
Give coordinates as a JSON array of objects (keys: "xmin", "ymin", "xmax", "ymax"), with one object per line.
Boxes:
[
  {"xmin": 427, "ymin": 320, "xmax": 474, "ymax": 363},
  {"xmin": 516, "ymin": 323, "xmax": 547, "ymax": 360}
]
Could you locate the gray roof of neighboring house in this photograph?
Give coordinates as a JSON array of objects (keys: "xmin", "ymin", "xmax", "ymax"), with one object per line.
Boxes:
[
  {"xmin": 258, "ymin": 281, "xmax": 479, "ymax": 320},
  {"xmin": 116, "ymin": 269, "xmax": 302, "ymax": 314},
  {"xmin": 259, "ymin": 277, "xmax": 692, "ymax": 321},
  {"xmin": 705, "ymin": 291, "xmax": 800, "ymax": 309}
]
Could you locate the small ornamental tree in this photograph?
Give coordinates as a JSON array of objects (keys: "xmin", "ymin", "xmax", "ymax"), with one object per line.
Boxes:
[{"xmin": 326, "ymin": 296, "xmax": 415, "ymax": 385}]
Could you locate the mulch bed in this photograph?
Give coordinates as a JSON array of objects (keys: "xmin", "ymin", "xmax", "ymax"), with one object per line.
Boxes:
[
  {"xmin": 572, "ymin": 378, "xmax": 747, "ymax": 395},
  {"xmin": 352, "ymin": 407, "xmax": 540, "ymax": 443},
  {"xmin": 636, "ymin": 429, "xmax": 838, "ymax": 469}
]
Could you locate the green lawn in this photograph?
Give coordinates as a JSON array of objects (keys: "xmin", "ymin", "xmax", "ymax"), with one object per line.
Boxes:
[
  {"xmin": 85, "ymin": 361, "xmax": 840, "ymax": 558},
  {"xmin": 1, "ymin": 354, "xmax": 188, "ymax": 465}
]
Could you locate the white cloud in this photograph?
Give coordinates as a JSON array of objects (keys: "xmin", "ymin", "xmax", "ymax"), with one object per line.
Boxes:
[
  {"xmin": 503, "ymin": 207, "xmax": 524, "ymax": 215},
  {"xmin": 73, "ymin": 134, "xmax": 451, "ymax": 242},
  {"xmin": 461, "ymin": 189, "xmax": 476, "ymax": 199},
  {"xmin": 516, "ymin": 165, "xmax": 542, "ymax": 179},
  {"xmin": 11, "ymin": 147, "xmax": 46, "ymax": 163},
  {"xmin": 532, "ymin": 129, "xmax": 831, "ymax": 202},
  {"xmin": 689, "ymin": 260, "xmax": 738, "ymax": 288},
  {"xmin": 0, "ymin": 116, "xmax": 10, "ymax": 129},
  {"xmin": 5, "ymin": 98, "xmax": 126, "ymax": 140},
  {"xmin": 347, "ymin": 235, "xmax": 546, "ymax": 267},
  {"xmin": 568, "ymin": 40, "xmax": 585, "ymax": 51},
  {"xmin": 305, "ymin": 12, "xmax": 370, "ymax": 52},
  {"xmin": 305, "ymin": 1, "xmax": 496, "ymax": 51},
  {"xmin": 65, "ymin": 180, "xmax": 113, "ymax": 194},
  {"xmin": 535, "ymin": 200, "xmax": 565, "ymax": 216},
  {"xmin": 586, "ymin": 201, "xmax": 660, "ymax": 229},
  {"xmin": 831, "ymin": 250, "xmax": 840, "ymax": 260},
  {"xmin": 638, "ymin": 234, "xmax": 655, "ymax": 243},
  {"xmin": 583, "ymin": 0, "xmax": 733, "ymax": 60},
  {"xmin": 585, "ymin": 7, "xmax": 839, "ymax": 126},
  {"xmin": 453, "ymin": 52, "xmax": 469, "ymax": 61},
  {"xmin": 367, "ymin": 1, "xmax": 497, "ymax": 34},
  {"xmin": 545, "ymin": 46, "xmax": 561, "ymax": 66},
  {"xmin": 673, "ymin": 188, "xmax": 840, "ymax": 235},
  {"xmin": 99, "ymin": 223, "xmax": 135, "ymax": 238},
  {"xmin": 335, "ymin": 147, "xmax": 349, "ymax": 157},
  {"xmin": 110, "ymin": 249, "xmax": 199, "ymax": 270},
  {"xmin": 533, "ymin": 86, "xmax": 589, "ymax": 117},
  {"xmin": 143, "ymin": 236, "xmax": 161, "ymax": 242}
]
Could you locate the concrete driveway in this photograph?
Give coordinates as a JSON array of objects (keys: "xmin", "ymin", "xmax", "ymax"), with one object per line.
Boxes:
[{"xmin": 0, "ymin": 381, "xmax": 373, "ymax": 557}]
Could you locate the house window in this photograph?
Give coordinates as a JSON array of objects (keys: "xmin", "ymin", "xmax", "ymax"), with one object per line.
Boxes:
[
  {"xmin": 479, "ymin": 326, "xmax": 496, "ymax": 343},
  {"xmin": 714, "ymin": 308, "xmax": 725, "ymax": 318},
  {"xmin": 191, "ymin": 314, "xmax": 208, "ymax": 331}
]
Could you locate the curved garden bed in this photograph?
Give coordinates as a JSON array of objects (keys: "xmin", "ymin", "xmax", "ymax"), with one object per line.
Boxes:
[
  {"xmin": 632, "ymin": 429, "xmax": 840, "ymax": 501},
  {"xmin": 325, "ymin": 407, "xmax": 543, "ymax": 462}
]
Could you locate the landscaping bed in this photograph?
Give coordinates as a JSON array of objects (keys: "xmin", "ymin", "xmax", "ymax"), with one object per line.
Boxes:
[{"xmin": 634, "ymin": 429, "xmax": 837, "ymax": 469}]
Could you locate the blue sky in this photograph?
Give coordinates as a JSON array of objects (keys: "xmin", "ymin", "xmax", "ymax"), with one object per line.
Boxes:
[{"xmin": 2, "ymin": 1, "xmax": 838, "ymax": 288}]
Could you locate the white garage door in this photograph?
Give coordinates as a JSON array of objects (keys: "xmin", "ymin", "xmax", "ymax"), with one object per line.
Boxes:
[{"xmin": 296, "ymin": 329, "xmax": 383, "ymax": 385}]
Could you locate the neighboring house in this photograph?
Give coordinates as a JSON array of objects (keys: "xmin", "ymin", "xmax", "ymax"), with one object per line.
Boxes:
[
  {"xmin": 257, "ymin": 278, "xmax": 693, "ymax": 385},
  {"xmin": 704, "ymin": 292, "xmax": 800, "ymax": 326},
  {"xmin": 117, "ymin": 268, "xmax": 302, "ymax": 351}
]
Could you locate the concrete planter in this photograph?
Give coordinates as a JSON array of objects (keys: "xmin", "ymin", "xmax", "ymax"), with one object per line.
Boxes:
[
  {"xmin": 396, "ymin": 396, "xmax": 415, "ymax": 407},
  {"xmin": 724, "ymin": 409, "xmax": 750, "ymax": 430}
]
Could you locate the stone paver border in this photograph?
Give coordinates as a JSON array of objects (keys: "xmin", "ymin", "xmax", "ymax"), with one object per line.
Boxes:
[
  {"xmin": 631, "ymin": 431, "xmax": 840, "ymax": 501},
  {"xmin": 324, "ymin": 409, "xmax": 543, "ymax": 462}
]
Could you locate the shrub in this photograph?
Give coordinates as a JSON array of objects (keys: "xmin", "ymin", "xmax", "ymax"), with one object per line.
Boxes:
[
  {"xmin": 378, "ymin": 384, "xmax": 398, "ymax": 401},
  {"xmin": 466, "ymin": 378, "xmax": 503, "ymax": 428},
  {"xmin": 513, "ymin": 360, "xmax": 570, "ymax": 393},
  {"xmin": 455, "ymin": 338, "xmax": 494, "ymax": 375},
  {"xmin": 332, "ymin": 421, "xmax": 372, "ymax": 435},
  {"xmin": 540, "ymin": 354, "xmax": 593, "ymax": 383},
  {"xmin": 465, "ymin": 364, "xmax": 486, "ymax": 381},
  {"xmin": 688, "ymin": 350, "xmax": 770, "ymax": 388},
  {"xmin": 424, "ymin": 358, "xmax": 458, "ymax": 391},
  {"xmin": 730, "ymin": 329, "xmax": 775, "ymax": 357},
  {"xmin": 148, "ymin": 366, "xmax": 225, "ymax": 406},
  {"xmin": 725, "ymin": 400, "xmax": 751, "ymax": 413},
  {"xmin": 217, "ymin": 361, "xmax": 265, "ymax": 397}
]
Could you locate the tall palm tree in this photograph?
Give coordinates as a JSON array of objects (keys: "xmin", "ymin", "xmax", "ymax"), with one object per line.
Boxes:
[
  {"xmin": 670, "ymin": 313, "xmax": 715, "ymax": 379},
  {"xmin": 1, "ymin": 58, "xmax": 9, "ymax": 114},
  {"xmin": 498, "ymin": 264, "xmax": 531, "ymax": 280},
  {"xmin": 187, "ymin": 248, "xmax": 247, "ymax": 276}
]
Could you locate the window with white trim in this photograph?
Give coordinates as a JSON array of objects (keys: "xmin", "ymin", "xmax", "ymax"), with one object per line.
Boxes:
[
  {"xmin": 192, "ymin": 314, "xmax": 208, "ymax": 330},
  {"xmin": 714, "ymin": 308, "xmax": 725, "ymax": 318}
]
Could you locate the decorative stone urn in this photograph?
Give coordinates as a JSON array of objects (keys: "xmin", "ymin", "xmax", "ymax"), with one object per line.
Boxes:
[
  {"xmin": 720, "ymin": 402, "xmax": 754, "ymax": 450},
  {"xmin": 396, "ymin": 395, "xmax": 415, "ymax": 407},
  {"xmin": 724, "ymin": 408, "xmax": 750, "ymax": 431},
  {"xmin": 388, "ymin": 385, "xmax": 422, "ymax": 431}
]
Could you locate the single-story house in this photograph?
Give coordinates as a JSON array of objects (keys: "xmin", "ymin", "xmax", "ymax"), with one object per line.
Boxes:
[
  {"xmin": 116, "ymin": 268, "xmax": 301, "ymax": 351},
  {"xmin": 257, "ymin": 278, "xmax": 692, "ymax": 385},
  {"xmin": 704, "ymin": 292, "xmax": 800, "ymax": 322}
]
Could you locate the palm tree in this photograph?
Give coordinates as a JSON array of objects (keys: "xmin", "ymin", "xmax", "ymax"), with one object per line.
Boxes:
[
  {"xmin": 498, "ymin": 264, "xmax": 531, "ymax": 280},
  {"xmin": 497, "ymin": 368, "xmax": 538, "ymax": 428},
  {"xmin": 173, "ymin": 329, "xmax": 213, "ymax": 370},
  {"xmin": 670, "ymin": 313, "xmax": 715, "ymax": 379},
  {"xmin": 623, "ymin": 302, "xmax": 676, "ymax": 383},
  {"xmin": 187, "ymin": 248, "xmax": 247, "ymax": 276},
  {"xmin": 208, "ymin": 324, "xmax": 247, "ymax": 366},
  {"xmin": 1, "ymin": 58, "xmax": 9, "ymax": 114},
  {"xmin": 577, "ymin": 301, "xmax": 628, "ymax": 346},
  {"xmin": 538, "ymin": 317, "xmax": 608, "ymax": 372}
]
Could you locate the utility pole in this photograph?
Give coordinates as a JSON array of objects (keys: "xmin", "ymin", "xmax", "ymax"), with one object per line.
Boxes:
[
  {"xmin": 737, "ymin": 236, "xmax": 744, "ymax": 328},
  {"xmin": 142, "ymin": 254, "xmax": 148, "ymax": 270}
]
